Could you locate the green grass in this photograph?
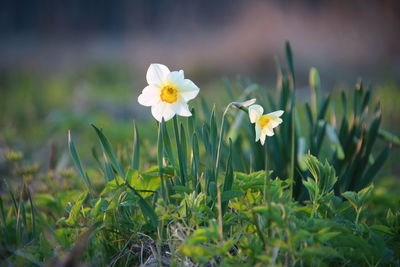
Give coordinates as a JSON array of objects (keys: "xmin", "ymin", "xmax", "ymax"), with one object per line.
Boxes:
[{"xmin": 0, "ymin": 44, "xmax": 399, "ymax": 266}]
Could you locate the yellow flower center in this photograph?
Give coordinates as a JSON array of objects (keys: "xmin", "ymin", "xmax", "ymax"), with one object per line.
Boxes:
[
  {"xmin": 160, "ymin": 85, "xmax": 178, "ymax": 103},
  {"xmin": 258, "ymin": 115, "xmax": 271, "ymax": 129}
]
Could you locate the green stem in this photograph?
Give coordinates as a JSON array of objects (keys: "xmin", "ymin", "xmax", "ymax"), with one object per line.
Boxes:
[
  {"xmin": 215, "ymin": 103, "xmax": 232, "ymax": 181},
  {"xmin": 157, "ymin": 122, "xmax": 167, "ymax": 202}
]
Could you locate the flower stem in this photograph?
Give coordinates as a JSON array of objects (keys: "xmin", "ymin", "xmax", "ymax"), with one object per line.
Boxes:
[
  {"xmin": 157, "ymin": 121, "xmax": 167, "ymax": 202},
  {"xmin": 215, "ymin": 103, "xmax": 232, "ymax": 181}
]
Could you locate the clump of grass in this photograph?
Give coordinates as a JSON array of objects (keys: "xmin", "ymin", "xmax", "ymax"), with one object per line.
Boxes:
[{"xmin": 0, "ymin": 43, "xmax": 399, "ymax": 266}]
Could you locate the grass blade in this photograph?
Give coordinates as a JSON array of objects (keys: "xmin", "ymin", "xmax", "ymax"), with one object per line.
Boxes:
[
  {"xmin": 180, "ymin": 123, "xmax": 188, "ymax": 185},
  {"xmin": 68, "ymin": 131, "xmax": 93, "ymax": 192},
  {"xmin": 125, "ymin": 183, "xmax": 158, "ymax": 228},
  {"xmin": 92, "ymin": 124, "xmax": 124, "ymax": 178},
  {"xmin": 222, "ymin": 139, "xmax": 234, "ymax": 214},
  {"xmin": 132, "ymin": 121, "xmax": 140, "ymax": 170},
  {"xmin": 358, "ymin": 145, "xmax": 390, "ymax": 190},
  {"xmin": 285, "ymin": 40, "xmax": 295, "ymax": 86},
  {"xmin": 26, "ymin": 185, "xmax": 36, "ymax": 238},
  {"xmin": 192, "ymin": 133, "xmax": 200, "ymax": 193},
  {"xmin": 173, "ymin": 116, "xmax": 186, "ymax": 185}
]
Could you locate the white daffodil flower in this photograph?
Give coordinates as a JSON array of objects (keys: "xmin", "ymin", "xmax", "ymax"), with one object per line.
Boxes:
[
  {"xmin": 138, "ymin": 63, "xmax": 200, "ymax": 122},
  {"xmin": 248, "ymin": 104, "xmax": 284, "ymax": 145}
]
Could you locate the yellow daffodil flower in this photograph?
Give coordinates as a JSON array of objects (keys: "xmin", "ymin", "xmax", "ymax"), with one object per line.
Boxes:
[
  {"xmin": 138, "ymin": 63, "xmax": 200, "ymax": 122},
  {"xmin": 248, "ymin": 104, "xmax": 284, "ymax": 145}
]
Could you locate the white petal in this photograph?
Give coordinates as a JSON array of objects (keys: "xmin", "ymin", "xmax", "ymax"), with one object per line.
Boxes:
[
  {"xmin": 151, "ymin": 102, "xmax": 176, "ymax": 122},
  {"xmin": 138, "ymin": 85, "xmax": 160, "ymax": 107},
  {"xmin": 255, "ymin": 123, "xmax": 261, "ymax": 142},
  {"xmin": 248, "ymin": 104, "xmax": 264, "ymax": 123},
  {"xmin": 264, "ymin": 125, "xmax": 275, "ymax": 137},
  {"xmin": 167, "ymin": 70, "xmax": 185, "ymax": 85},
  {"xmin": 269, "ymin": 118, "xmax": 283, "ymax": 128},
  {"xmin": 172, "ymin": 101, "xmax": 192, "ymax": 117},
  {"xmin": 260, "ymin": 131, "xmax": 266, "ymax": 145},
  {"xmin": 146, "ymin": 64, "xmax": 170, "ymax": 86},
  {"xmin": 180, "ymin": 79, "xmax": 200, "ymax": 102},
  {"xmin": 162, "ymin": 105, "xmax": 176, "ymax": 121},
  {"xmin": 266, "ymin": 110, "xmax": 284, "ymax": 118}
]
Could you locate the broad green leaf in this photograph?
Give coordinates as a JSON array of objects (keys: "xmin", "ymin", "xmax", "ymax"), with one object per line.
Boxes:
[
  {"xmin": 101, "ymin": 176, "xmax": 124, "ymax": 196},
  {"xmin": 64, "ymin": 192, "xmax": 88, "ymax": 226},
  {"xmin": 127, "ymin": 168, "xmax": 160, "ymax": 198},
  {"xmin": 90, "ymin": 198, "xmax": 108, "ymax": 218}
]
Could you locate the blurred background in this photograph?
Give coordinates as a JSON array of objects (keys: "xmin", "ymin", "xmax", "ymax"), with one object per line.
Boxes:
[{"xmin": 0, "ymin": 0, "xmax": 399, "ymax": 175}]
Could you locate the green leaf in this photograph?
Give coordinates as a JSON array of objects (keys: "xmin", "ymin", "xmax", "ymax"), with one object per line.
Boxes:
[
  {"xmin": 188, "ymin": 108, "xmax": 196, "ymax": 141},
  {"xmin": 309, "ymin": 67, "xmax": 320, "ymax": 117},
  {"xmin": 192, "ymin": 133, "xmax": 200, "ymax": 193},
  {"xmin": 304, "ymin": 154, "xmax": 337, "ymax": 196},
  {"xmin": 325, "ymin": 124, "xmax": 345, "ymax": 160},
  {"xmin": 222, "ymin": 140, "xmax": 234, "ymax": 214},
  {"xmin": 341, "ymin": 191, "xmax": 358, "ymax": 210},
  {"xmin": 303, "ymin": 177, "xmax": 318, "ymax": 201},
  {"xmin": 68, "ymin": 131, "xmax": 93, "ymax": 192},
  {"xmin": 297, "ymin": 137, "xmax": 307, "ymax": 171},
  {"xmin": 180, "ymin": 122, "xmax": 188, "ymax": 184},
  {"xmin": 173, "ymin": 116, "xmax": 186, "ymax": 185},
  {"xmin": 358, "ymin": 146, "xmax": 389, "ymax": 190},
  {"xmin": 103, "ymin": 152, "xmax": 115, "ymax": 182},
  {"xmin": 101, "ymin": 176, "xmax": 124, "ymax": 196},
  {"xmin": 223, "ymin": 139, "xmax": 234, "ymax": 193},
  {"xmin": 309, "ymin": 67, "xmax": 321, "ymax": 92},
  {"xmin": 126, "ymin": 168, "xmax": 139, "ymax": 187},
  {"xmin": 317, "ymin": 96, "xmax": 330, "ymax": 121},
  {"xmin": 221, "ymin": 190, "xmax": 244, "ymax": 202},
  {"xmin": 173, "ymin": 185, "xmax": 192, "ymax": 194},
  {"xmin": 126, "ymin": 168, "xmax": 161, "ymax": 198},
  {"xmin": 132, "ymin": 121, "xmax": 140, "ymax": 170},
  {"xmin": 379, "ymin": 129, "xmax": 400, "ymax": 145},
  {"xmin": 65, "ymin": 192, "xmax": 88, "ymax": 226},
  {"xmin": 91, "ymin": 198, "xmax": 109, "ymax": 218},
  {"xmin": 370, "ymin": 224, "xmax": 393, "ymax": 235},
  {"xmin": 285, "ymin": 41, "xmax": 295, "ymax": 85},
  {"xmin": 125, "ymin": 183, "xmax": 158, "ymax": 228},
  {"xmin": 91, "ymin": 124, "xmax": 124, "ymax": 178}
]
